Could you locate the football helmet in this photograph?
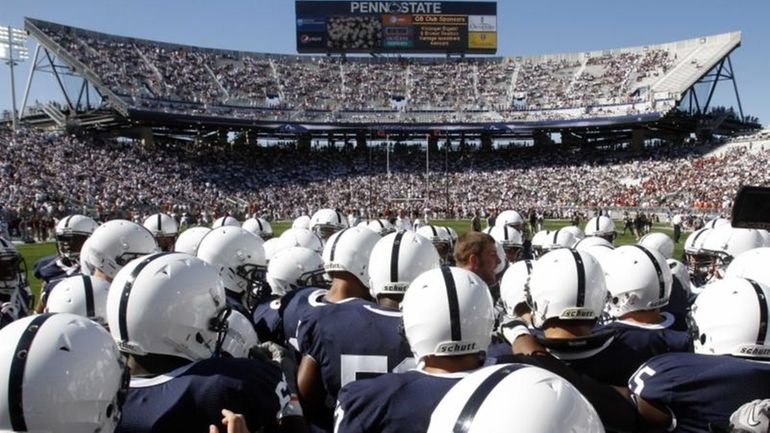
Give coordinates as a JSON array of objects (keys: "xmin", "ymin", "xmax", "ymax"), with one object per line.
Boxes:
[
  {"xmin": 263, "ymin": 238, "xmax": 284, "ymax": 263},
  {"xmin": 365, "ymin": 219, "xmax": 396, "ymax": 237},
  {"xmin": 726, "ymin": 247, "xmax": 770, "ymax": 287},
  {"xmin": 584, "ymin": 215, "xmax": 617, "ymax": 243},
  {"xmin": 292, "ymin": 215, "xmax": 311, "ymax": 230},
  {"xmin": 499, "ymin": 259, "xmax": 536, "ymax": 318},
  {"xmin": 221, "ymin": 310, "xmax": 259, "ymax": 358},
  {"xmin": 667, "ymin": 258, "xmax": 692, "ymax": 298},
  {"xmin": 143, "ymin": 213, "xmax": 179, "ymax": 252},
  {"xmin": 689, "ymin": 277, "xmax": 770, "ymax": 358},
  {"xmin": 267, "ymin": 246, "xmax": 327, "ymax": 296},
  {"xmin": 242, "ymin": 217, "xmax": 273, "ymax": 240},
  {"xmin": 107, "ymin": 252, "xmax": 229, "ymax": 361},
  {"xmin": 212, "ymin": 215, "xmax": 241, "ymax": 228},
  {"xmin": 310, "ymin": 208, "xmax": 348, "ymax": 240},
  {"xmin": 45, "ymin": 274, "xmax": 111, "ymax": 325},
  {"xmin": 196, "ymin": 227, "xmax": 267, "ymax": 300},
  {"xmin": 0, "ymin": 313, "xmax": 127, "ymax": 433},
  {"xmin": 699, "ymin": 225, "xmax": 767, "ymax": 279},
  {"xmin": 322, "ymin": 226, "xmax": 380, "ymax": 288},
  {"xmin": 489, "ymin": 225, "xmax": 524, "ymax": 263},
  {"xmin": 530, "ymin": 230, "xmax": 550, "ymax": 259},
  {"xmin": 279, "ymin": 228, "xmax": 324, "ymax": 254},
  {"xmin": 402, "ymin": 266, "xmax": 494, "ymax": 359},
  {"xmin": 78, "ymin": 220, "xmax": 159, "ymax": 281},
  {"xmin": 55, "ymin": 214, "xmax": 98, "ymax": 259},
  {"xmin": 428, "ymin": 363, "xmax": 604, "ymax": 433},
  {"xmin": 704, "ymin": 217, "xmax": 730, "ymax": 229},
  {"xmin": 683, "ymin": 227, "xmax": 714, "ymax": 285},
  {"xmin": 173, "ymin": 226, "xmax": 211, "ymax": 256},
  {"xmin": 561, "ymin": 225, "xmax": 586, "ymax": 241},
  {"xmin": 638, "ymin": 232, "xmax": 674, "ymax": 260},
  {"xmin": 416, "ymin": 225, "xmax": 453, "ymax": 264},
  {"xmin": 574, "ymin": 236, "xmax": 614, "ymax": 252},
  {"xmin": 540, "ymin": 228, "xmax": 578, "ymax": 253},
  {"xmin": 495, "ymin": 210, "xmax": 524, "ymax": 230},
  {"xmin": 603, "ymin": 245, "xmax": 672, "ymax": 318},
  {"xmin": 528, "ymin": 249, "xmax": 607, "ymax": 328},
  {"xmin": 367, "ymin": 230, "xmax": 441, "ymax": 299},
  {"xmin": 0, "ymin": 238, "xmax": 30, "ymax": 325}
]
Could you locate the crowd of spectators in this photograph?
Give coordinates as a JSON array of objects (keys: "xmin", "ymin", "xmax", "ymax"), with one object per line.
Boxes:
[
  {"xmin": 2, "ymin": 127, "xmax": 767, "ymax": 240},
  {"xmin": 33, "ymin": 19, "xmax": 685, "ymax": 124}
]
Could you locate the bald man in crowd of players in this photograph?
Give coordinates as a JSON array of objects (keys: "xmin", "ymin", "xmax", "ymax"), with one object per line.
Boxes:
[
  {"xmin": 33, "ymin": 214, "xmax": 98, "ymax": 311},
  {"xmin": 106, "ymin": 252, "xmax": 306, "ymax": 433},
  {"xmin": 295, "ymin": 226, "xmax": 415, "ymax": 432}
]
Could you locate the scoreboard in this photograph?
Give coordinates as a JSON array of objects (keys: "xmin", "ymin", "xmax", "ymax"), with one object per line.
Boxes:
[{"xmin": 296, "ymin": 1, "xmax": 497, "ymax": 54}]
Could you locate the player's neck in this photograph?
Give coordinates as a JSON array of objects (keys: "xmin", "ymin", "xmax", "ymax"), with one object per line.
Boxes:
[
  {"xmin": 325, "ymin": 273, "xmax": 371, "ymax": 303},
  {"xmin": 543, "ymin": 321, "xmax": 594, "ymax": 339},
  {"xmin": 620, "ymin": 309, "xmax": 663, "ymax": 325},
  {"xmin": 93, "ymin": 268, "xmax": 112, "ymax": 283},
  {"xmin": 422, "ymin": 354, "xmax": 483, "ymax": 374},
  {"xmin": 377, "ymin": 295, "xmax": 401, "ymax": 309}
]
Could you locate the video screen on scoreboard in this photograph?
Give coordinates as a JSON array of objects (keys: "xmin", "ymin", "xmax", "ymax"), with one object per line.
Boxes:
[{"xmin": 296, "ymin": 1, "xmax": 497, "ymax": 54}]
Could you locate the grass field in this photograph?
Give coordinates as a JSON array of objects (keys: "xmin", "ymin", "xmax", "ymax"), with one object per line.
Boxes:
[{"xmin": 17, "ymin": 219, "xmax": 682, "ymax": 298}]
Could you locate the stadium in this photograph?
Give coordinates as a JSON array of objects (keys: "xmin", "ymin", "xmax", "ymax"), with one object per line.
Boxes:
[{"xmin": 1, "ymin": 1, "xmax": 770, "ymax": 432}]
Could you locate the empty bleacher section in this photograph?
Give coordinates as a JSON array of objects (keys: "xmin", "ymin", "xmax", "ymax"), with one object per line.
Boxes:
[{"xmin": 24, "ymin": 18, "xmax": 740, "ymax": 126}]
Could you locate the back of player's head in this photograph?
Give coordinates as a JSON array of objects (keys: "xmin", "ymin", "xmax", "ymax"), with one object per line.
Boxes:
[
  {"xmin": 173, "ymin": 226, "xmax": 211, "ymax": 256},
  {"xmin": 427, "ymin": 363, "xmax": 604, "ymax": 433},
  {"xmin": 638, "ymin": 232, "xmax": 674, "ymax": 260},
  {"xmin": 196, "ymin": 226, "xmax": 266, "ymax": 296},
  {"xmin": 322, "ymin": 226, "xmax": 380, "ymax": 288},
  {"xmin": 0, "ymin": 313, "xmax": 127, "ymax": 433},
  {"xmin": 106, "ymin": 252, "xmax": 229, "ymax": 362},
  {"xmin": 242, "ymin": 217, "xmax": 273, "ymax": 240},
  {"xmin": 527, "ymin": 249, "xmax": 607, "ymax": 328},
  {"xmin": 267, "ymin": 246, "xmax": 326, "ymax": 296},
  {"xmin": 690, "ymin": 277, "xmax": 770, "ymax": 359},
  {"xmin": 79, "ymin": 220, "xmax": 159, "ymax": 280},
  {"xmin": 726, "ymin": 247, "xmax": 770, "ymax": 288},
  {"xmin": 603, "ymin": 245, "xmax": 673, "ymax": 318},
  {"xmin": 368, "ymin": 230, "xmax": 441, "ymax": 299},
  {"xmin": 402, "ymin": 266, "xmax": 494, "ymax": 360},
  {"xmin": 45, "ymin": 274, "xmax": 111, "ymax": 326},
  {"xmin": 499, "ymin": 259, "xmax": 536, "ymax": 318}
]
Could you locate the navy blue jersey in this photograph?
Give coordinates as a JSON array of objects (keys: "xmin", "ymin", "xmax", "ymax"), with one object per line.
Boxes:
[
  {"xmin": 630, "ymin": 353, "xmax": 770, "ymax": 432},
  {"xmin": 662, "ymin": 276, "xmax": 692, "ymax": 332},
  {"xmin": 252, "ymin": 294, "xmax": 284, "ymax": 344},
  {"xmin": 281, "ymin": 286, "xmax": 329, "ymax": 352},
  {"xmin": 486, "ymin": 340, "xmax": 513, "ymax": 358},
  {"xmin": 117, "ymin": 357, "xmax": 291, "ymax": 433},
  {"xmin": 550, "ymin": 316, "xmax": 691, "ymax": 387},
  {"xmin": 335, "ymin": 369, "xmax": 469, "ymax": 433},
  {"xmin": 298, "ymin": 299, "xmax": 414, "ymax": 401},
  {"xmin": 33, "ymin": 254, "xmax": 74, "ymax": 282}
]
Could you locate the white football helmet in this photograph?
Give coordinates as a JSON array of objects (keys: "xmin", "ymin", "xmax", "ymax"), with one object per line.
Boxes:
[
  {"xmin": 561, "ymin": 225, "xmax": 586, "ymax": 241},
  {"xmin": 45, "ymin": 274, "xmax": 111, "ymax": 325},
  {"xmin": 499, "ymin": 259, "xmax": 536, "ymax": 317},
  {"xmin": 221, "ymin": 310, "xmax": 259, "ymax": 358},
  {"xmin": 107, "ymin": 252, "xmax": 228, "ymax": 361},
  {"xmin": 55, "ymin": 214, "xmax": 99, "ymax": 259},
  {"xmin": 489, "ymin": 225, "xmax": 524, "ymax": 262},
  {"xmin": 668, "ymin": 258, "xmax": 693, "ymax": 298},
  {"xmin": 79, "ymin": 220, "xmax": 159, "ymax": 281},
  {"xmin": 196, "ymin": 227, "xmax": 267, "ymax": 298},
  {"xmin": 0, "ymin": 237, "xmax": 27, "ymax": 300},
  {"xmin": 584, "ymin": 215, "xmax": 617, "ymax": 243},
  {"xmin": 700, "ymin": 225, "xmax": 767, "ymax": 278},
  {"xmin": 428, "ymin": 363, "xmax": 604, "ymax": 433},
  {"xmin": 704, "ymin": 217, "xmax": 731, "ymax": 229},
  {"xmin": 690, "ymin": 277, "xmax": 770, "ymax": 358},
  {"xmin": 684, "ymin": 227, "xmax": 714, "ymax": 285},
  {"xmin": 528, "ymin": 249, "xmax": 607, "ymax": 328},
  {"xmin": 575, "ymin": 236, "xmax": 614, "ymax": 252},
  {"xmin": 0, "ymin": 313, "xmax": 127, "ymax": 433},
  {"xmin": 322, "ymin": 227, "xmax": 380, "ymax": 288},
  {"xmin": 603, "ymin": 245, "xmax": 673, "ymax": 318},
  {"xmin": 368, "ymin": 230, "xmax": 441, "ymax": 298},
  {"xmin": 402, "ymin": 266, "xmax": 494, "ymax": 360},
  {"xmin": 365, "ymin": 219, "xmax": 396, "ymax": 237},
  {"xmin": 726, "ymin": 247, "xmax": 770, "ymax": 287},
  {"xmin": 292, "ymin": 215, "xmax": 311, "ymax": 230},
  {"xmin": 263, "ymin": 238, "xmax": 284, "ymax": 263},
  {"xmin": 143, "ymin": 213, "xmax": 178, "ymax": 251},
  {"xmin": 541, "ymin": 228, "xmax": 578, "ymax": 253},
  {"xmin": 279, "ymin": 228, "xmax": 324, "ymax": 254},
  {"xmin": 530, "ymin": 230, "xmax": 550, "ymax": 259},
  {"xmin": 212, "ymin": 215, "xmax": 241, "ymax": 228},
  {"xmin": 638, "ymin": 232, "xmax": 674, "ymax": 260},
  {"xmin": 173, "ymin": 226, "xmax": 211, "ymax": 256},
  {"xmin": 310, "ymin": 208, "xmax": 348, "ymax": 240},
  {"xmin": 416, "ymin": 225, "xmax": 453, "ymax": 264},
  {"xmin": 267, "ymin": 246, "xmax": 327, "ymax": 296},
  {"xmin": 495, "ymin": 210, "xmax": 524, "ymax": 229},
  {"xmin": 242, "ymin": 217, "xmax": 273, "ymax": 240}
]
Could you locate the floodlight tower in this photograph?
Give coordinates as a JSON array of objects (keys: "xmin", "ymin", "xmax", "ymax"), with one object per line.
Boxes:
[{"xmin": 0, "ymin": 26, "xmax": 29, "ymax": 131}]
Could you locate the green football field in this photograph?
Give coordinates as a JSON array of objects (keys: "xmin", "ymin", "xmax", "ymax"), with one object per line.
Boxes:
[{"xmin": 17, "ymin": 219, "xmax": 683, "ymax": 299}]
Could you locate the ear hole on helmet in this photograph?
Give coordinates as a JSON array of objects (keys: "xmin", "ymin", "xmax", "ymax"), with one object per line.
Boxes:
[
  {"xmin": 612, "ymin": 297, "xmax": 619, "ymax": 305},
  {"xmin": 59, "ymin": 346, "xmax": 70, "ymax": 352},
  {"xmin": 699, "ymin": 333, "xmax": 706, "ymax": 345},
  {"xmin": 195, "ymin": 332, "xmax": 205, "ymax": 344},
  {"xmin": 106, "ymin": 403, "xmax": 114, "ymax": 418}
]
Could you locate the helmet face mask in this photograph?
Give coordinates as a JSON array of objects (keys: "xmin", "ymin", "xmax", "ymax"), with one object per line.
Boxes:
[
  {"xmin": 55, "ymin": 233, "xmax": 90, "ymax": 259},
  {"xmin": 154, "ymin": 234, "xmax": 178, "ymax": 252}
]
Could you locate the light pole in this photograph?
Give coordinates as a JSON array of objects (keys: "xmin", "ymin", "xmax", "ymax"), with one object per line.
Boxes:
[{"xmin": 0, "ymin": 26, "xmax": 29, "ymax": 131}]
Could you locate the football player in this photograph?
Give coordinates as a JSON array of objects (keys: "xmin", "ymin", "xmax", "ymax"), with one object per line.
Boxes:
[
  {"xmin": 0, "ymin": 237, "xmax": 33, "ymax": 327},
  {"xmin": 142, "ymin": 212, "xmax": 179, "ymax": 252}
]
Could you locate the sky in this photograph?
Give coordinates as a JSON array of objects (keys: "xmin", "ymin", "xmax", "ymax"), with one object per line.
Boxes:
[{"xmin": 1, "ymin": 0, "xmax": 768, "ymax": 126}]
